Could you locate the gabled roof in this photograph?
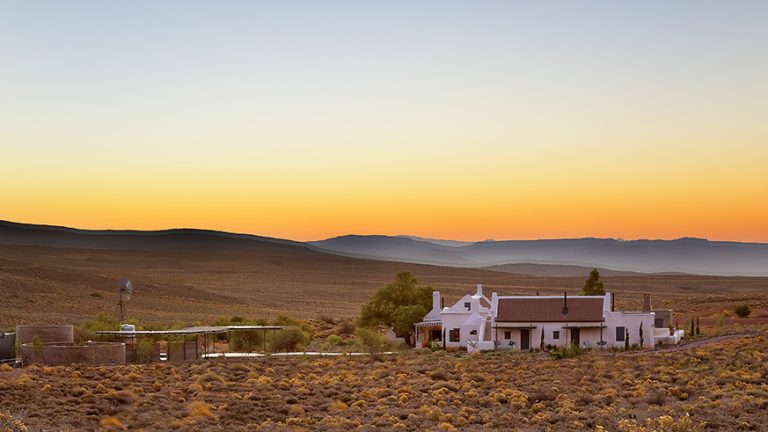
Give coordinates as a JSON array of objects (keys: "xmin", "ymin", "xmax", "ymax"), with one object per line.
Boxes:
[{"xmin": 496, "ymin": 297, "xmax": 605, "ymax": 322}]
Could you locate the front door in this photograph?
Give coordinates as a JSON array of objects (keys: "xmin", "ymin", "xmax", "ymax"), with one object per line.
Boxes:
[
  {"xmin": 520, "ymin": 329, "xmax": 530, "ymax": 350},
  {"xmin": 570, "ymin": 328, "xmax": 580, "ymax": 346}
]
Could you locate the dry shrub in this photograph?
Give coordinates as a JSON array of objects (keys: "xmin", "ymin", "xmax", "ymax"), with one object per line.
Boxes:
[
  {"xmin": 195, "ymin": 372, "xmax": 225, "ymax": 384},
  {"xmin": 329, "ymin": 400, "xmax": 348, "ymax": 411},
  {"xmin": 0, "ymin": 364, "xmax": 14, "ymax": 372},
  {"xmin": 429, "ymin": 370, "xmax": 447, "ymax": 381},
  {"xmin": 99, "ymin": 416, "xmax": 126, "ymax": 430},
  {"xmin": 188, "ymin": 401, "xmax": 214, "ymax": 418},
  {"xmin": 287, "ymin": 404, "xmax": 305, "ymax": 415},
  {"xmin": 105, "ymin": 390, "xmax": 136, "ymax": 405},
  {"xmin": 0, "ymin": 409, "xmax": 27, "ymax": 432},
  {"xmin": 644, "ymin": 391, "xmax": 665, "ymax": 406}
]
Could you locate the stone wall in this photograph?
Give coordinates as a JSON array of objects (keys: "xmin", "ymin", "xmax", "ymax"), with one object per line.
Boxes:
[{"xmin": 21, "ymin": 342, "xmax": 125, "ymax": 366}]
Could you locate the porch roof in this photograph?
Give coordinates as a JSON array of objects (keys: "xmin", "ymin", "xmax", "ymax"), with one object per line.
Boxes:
[
  {"xmin": 414, "ymin": 321, "xmax": 442, "ymax": 328},
  {"xmin": 561, "ymin": 323, "xmax": 606, "ymax": 329},
  {"xmin": 491, "ymin": 324, "xmax": 538, "ymax": 329}
]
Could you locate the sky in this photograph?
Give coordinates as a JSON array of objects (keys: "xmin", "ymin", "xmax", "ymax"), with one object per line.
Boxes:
[{"xmin": 1, "ymin": 1, "xmax": 767, "ymax": 242}]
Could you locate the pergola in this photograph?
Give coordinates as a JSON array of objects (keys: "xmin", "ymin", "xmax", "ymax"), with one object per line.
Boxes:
[{"xmin": 95, "ymin": 325, "xmax": 284, "ymax": 361}]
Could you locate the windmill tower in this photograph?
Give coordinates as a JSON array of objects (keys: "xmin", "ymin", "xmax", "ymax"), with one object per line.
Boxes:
[{"xmin": 116, "ymin": 279, "xmax": 133, "ymax": 324}]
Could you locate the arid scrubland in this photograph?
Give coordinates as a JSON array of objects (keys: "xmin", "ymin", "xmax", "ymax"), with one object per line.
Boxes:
[{"xmin": 2, "ymin": 329, "xmax": 767, "ymax": 431}]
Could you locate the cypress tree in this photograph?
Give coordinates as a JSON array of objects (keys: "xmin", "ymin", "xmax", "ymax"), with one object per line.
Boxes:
[
  {"xmin": 625, "ymin": 328, "xmax": 630, "ymax": 350},
  {"xmin": 696, "ymin": 317, "xmax": 701, "ymax": 336}
]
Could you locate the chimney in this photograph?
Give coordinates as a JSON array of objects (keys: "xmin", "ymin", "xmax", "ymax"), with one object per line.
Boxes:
[
  {"xmin": 432, "ymin": 291, "xmax": 441, "ymax": 311},
  {"xmin": 562, "ymin": 292, "xmax": 569, "ymax": 315},
  {"xmin": 642, "ymin": 294, "xmax": 652, "ymax": 312},
  {"xmin": 476, "ymin": 283, "xmax": 483, "ymax": 296}
]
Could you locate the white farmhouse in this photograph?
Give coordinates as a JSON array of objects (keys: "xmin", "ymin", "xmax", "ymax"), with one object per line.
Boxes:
[{"xmin": 414, "ymin": 285, "xmax": 684, "ymax": 352}]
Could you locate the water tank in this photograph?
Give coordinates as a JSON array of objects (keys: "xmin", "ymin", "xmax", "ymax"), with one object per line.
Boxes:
[
  {"xmin": 15, "ymin": 325, "xmax": 74, "ymax": 346},
  {"xmin": 120, "ymin": 324, "xmax": 136, "ymax": 332}
]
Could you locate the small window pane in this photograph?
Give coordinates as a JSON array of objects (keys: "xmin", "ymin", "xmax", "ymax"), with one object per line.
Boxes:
[
  {"xmin": 504, "ymin": 331, "xmax": 511, "ymax": 339},
  {"xmin": 464, "ymin": 302, "xmax": 471, "ymax": 310},
  {"xmin": 553, "ymin": 331, "xmax": 560, "ymax": 340},
  {"xmin": 616, "ymin": 326, "xmax": 626, "ymax": 342}
]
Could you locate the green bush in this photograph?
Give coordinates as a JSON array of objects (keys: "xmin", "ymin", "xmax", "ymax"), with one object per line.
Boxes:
[
  {"xmin": 230, "ymin": 331, "xmax": 264, "ymax": 352},
  {"xmin": 272, "ymin": 328, "xmax": 305, "ymax": 352},
  {"xmin": 549, "ymin": 344, "xmax": 585, "ymax": 360},
  {"xmin": 355, "ymin": 328, "xmax": 389, "ymax": 355},
  {"xmin": 734, "ymin": 304, "xmax": 751, "ymax": 318},
  {"xmin": 325, "ymin": 335, "xmax": 344, "ymax": 346}
]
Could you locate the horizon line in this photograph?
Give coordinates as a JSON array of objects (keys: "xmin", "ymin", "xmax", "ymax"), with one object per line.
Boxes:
[{"xmin": 2, "ymin": 218, "xmax": 766, "ymax": 246}]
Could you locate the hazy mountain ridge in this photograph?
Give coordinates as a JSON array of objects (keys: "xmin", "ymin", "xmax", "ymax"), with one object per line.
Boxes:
[
  {"xmin": 2, "ymin": 220, "xmax": 767, "ymax": 276},
  {"xmin": 311, "ymin": 235, "xmax": 768, "ymax": 276}
]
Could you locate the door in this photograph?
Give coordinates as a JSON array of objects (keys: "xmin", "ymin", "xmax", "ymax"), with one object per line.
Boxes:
[
  {"xmin": 570, "ymin": 328, "xmax": 580, "ymax": 346},
  {"xmin": 520, "ymin": 329, "xmax": 530, "ymax": 350}
]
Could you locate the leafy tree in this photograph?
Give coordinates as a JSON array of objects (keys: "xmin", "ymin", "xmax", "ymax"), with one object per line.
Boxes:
[
  {"xmin": 734, "ymin": 304, "xmax": 751, "ymax": 318},
  {"xmin": 581, "ymin": 269, "xmax": 606, "ymax": 295},
  {"xmin": 359, "ymin": 271, "xmax": 432, "ymax": 346}
]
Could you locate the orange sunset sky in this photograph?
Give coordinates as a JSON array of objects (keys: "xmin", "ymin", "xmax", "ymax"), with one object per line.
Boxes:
[{"xmin": 1, "ymin": 2, "xmax": 767, "ymax": 242}]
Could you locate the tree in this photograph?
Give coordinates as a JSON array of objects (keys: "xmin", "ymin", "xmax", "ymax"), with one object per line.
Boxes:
[
  {"xmin": 359, "ymin": 271, "xmax": 433, "ymax": 346},
  {"xmin": 734, "ymin": 305, "xmax": 751, "ymax": 318},
  {"xmin": 639, "ymin": 322, "xmax": 644, "ymax": 347},
  {"xmin": 689, "ymin": 319, "xmax": 695, "ymax": 338},
  {"xmin": 624, "ymin": 328, "xmax": 630, "ymax": 350},
  {"xmin": 695, "ymin": 317, "xmax": 701, "ymax": 336},
  {"xmin": 540, "ymin": 330, "xmax": 545, "ymax": 350},
  {"xmin": 581, "ymin": 269, "xmax": 606, "ymax": 295}
]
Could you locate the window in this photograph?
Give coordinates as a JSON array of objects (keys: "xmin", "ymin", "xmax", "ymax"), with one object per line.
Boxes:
[
  {"xmin": 464, "ymin": 302, "xmax": 471, "ymax": 310},
  {"xmin": 449, "ymin": 329, "xmax": 460, "ymax": 342},
  {"xmin": 553, "ymin": 331, "xmax": 560, "ymax": 340},
  {"xmin": 654, "ymin": 318, "xmax": 664, "ymax": 328},
  {"xmin": 616, "ymin": 326, "xmax": 626, "ymax": 342},
  {"xmin": 470, "ymin": 330, "xmax": 477, "ymax": 335},
  {"xmin": 504, "ymin": 331, "xmax": 511, "ymax": 339}
]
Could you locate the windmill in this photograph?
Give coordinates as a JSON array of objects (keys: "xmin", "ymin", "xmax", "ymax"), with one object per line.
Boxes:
[{"xmin": 116, "ymin": 279, "xmax": 133, "ymax": 324}]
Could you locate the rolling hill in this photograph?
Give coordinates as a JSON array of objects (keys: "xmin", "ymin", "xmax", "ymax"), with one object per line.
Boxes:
[{"xmin": 3, "ymin": 220, "xmax": 768, "ymax": 327}]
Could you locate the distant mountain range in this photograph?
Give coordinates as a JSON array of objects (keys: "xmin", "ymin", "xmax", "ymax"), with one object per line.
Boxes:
[
  {"xmin": 310, "ymin": 235, "xmax": 768, "ymax": 276},
  {"xmin": 2, "ymin": 220, "xmax": 767, "ymax": 276}
]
